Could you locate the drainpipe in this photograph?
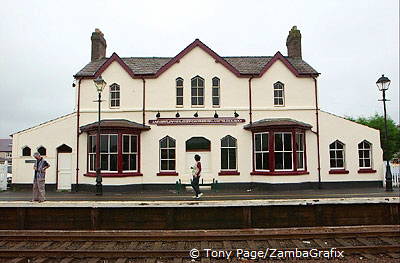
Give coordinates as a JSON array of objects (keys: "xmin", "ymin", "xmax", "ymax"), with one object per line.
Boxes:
[
  {"xmin": 248, "ymin": 76, "xmax": 254, "ymax": 124},
  {"xmin": 313, "ymin": 76, "xmax": 322, "ymax": 189},
  {"xmin": 142, "ymin": 78, "xmax": 146, "ymax": 125},
  {"xmin": 75, "ymin": 79, "xmax": 82, "ymax": 192}
]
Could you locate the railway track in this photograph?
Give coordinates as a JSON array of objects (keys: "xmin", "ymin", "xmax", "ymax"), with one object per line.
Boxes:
[{"xmin": 0, "ymin": 225, "xmax": 399, "ymax": 262}]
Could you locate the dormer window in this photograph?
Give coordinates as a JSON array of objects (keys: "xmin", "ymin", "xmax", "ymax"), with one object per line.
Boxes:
[
  {"xmin": 110, "ymin": 83, "xmax": 120, "ymax": 108},
  {"xmin": 273, "ymin": 81, "xmax": 285, "ymax": 106},
  {"xmin": 212, "ymin": 77, "xmax": 220, "ymax": 107},
  {"xmin": 176, "ymin": 78, "xmax": 183, "ymax": 106},
  {"xmin": 191, "ymin": 76, "xmax": 204, "ymax": 106}
]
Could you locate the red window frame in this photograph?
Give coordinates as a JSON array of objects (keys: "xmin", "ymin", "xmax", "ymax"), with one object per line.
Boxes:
[
  {"xmin": 250, "ymin": 128, "xmax": 309, "ymax": 176},
  {"xmin": 84, "ymin": 128, "xmax": 142, "ymax": 177}
]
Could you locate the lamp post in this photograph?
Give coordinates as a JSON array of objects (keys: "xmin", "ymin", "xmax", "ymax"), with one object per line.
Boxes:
[
  {"xmin": 376, "ymin": 74, "xmax": 392, "ymax": 191},
  {"xmin": 93, "ymin": 75, "xmax": 107, "ymax": 196}
]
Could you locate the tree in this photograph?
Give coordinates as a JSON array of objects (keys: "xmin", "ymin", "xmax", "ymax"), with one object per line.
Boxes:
[{"xmin": 346, "ymin": 114, "xmax": 400, "ymax": 161}]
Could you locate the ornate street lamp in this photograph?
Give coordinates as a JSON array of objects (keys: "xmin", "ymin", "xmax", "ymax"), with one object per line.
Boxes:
[
  {"xmin": 93, "ymin": 75, "xmax": 107, "ymax": 196},
  {"xmin": 376, "ymin": 74, "xmax": 392, "ymax": 191}
]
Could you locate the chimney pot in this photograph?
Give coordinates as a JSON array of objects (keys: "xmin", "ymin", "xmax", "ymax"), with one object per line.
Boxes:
[
  {"xmin": 286, "ymin": 26, "xmax": 302, "ymax": 59},
  {"xmin": 91, "ymin": 28, "xmax": 107, "ymax": 61}
]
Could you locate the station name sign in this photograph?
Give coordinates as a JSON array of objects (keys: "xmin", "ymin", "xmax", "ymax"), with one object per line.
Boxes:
[{"xmin": 149, "ymin": 117, "xmax": 246, "ymax": 126}]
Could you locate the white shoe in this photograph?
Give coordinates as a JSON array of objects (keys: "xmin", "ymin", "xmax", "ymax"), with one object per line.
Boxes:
[{"xmin": 198, "ymin": 193, "xmax": 203, "ymax": 198}]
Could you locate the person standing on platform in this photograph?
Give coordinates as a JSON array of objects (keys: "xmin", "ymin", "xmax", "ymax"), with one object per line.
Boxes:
[
  {"xmin": 191, "ymin": 154, "xmax": 203, "ymax": 199},
  {"xmin": 32, "ymin": 152, "xmax": 50, "ymax": 203}
]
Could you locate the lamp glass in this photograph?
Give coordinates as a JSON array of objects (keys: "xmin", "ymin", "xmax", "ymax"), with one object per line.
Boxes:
[
  {"xmin": 376, "ymin": 74, "xmax": 390, "ymax": 91},
  {"xmin": 94, "ymin": 76, "xmax": 107, "ymax": 93}
]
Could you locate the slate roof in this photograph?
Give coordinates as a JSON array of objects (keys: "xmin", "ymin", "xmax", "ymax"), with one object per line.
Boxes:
[
  {"xmin": 0, "ymin": 139, "xmax": 12, "ymax": 152},
  {"xmin": 80, "ymin": 119, "xmax": 151, "ymax": 132},
  {"xmin": 74, "ymin": 56, "xmax": 318, "ymax": 77},
  {"xmin": 244, "ymin": 118, "xmax": 313, "ymax": 130}
]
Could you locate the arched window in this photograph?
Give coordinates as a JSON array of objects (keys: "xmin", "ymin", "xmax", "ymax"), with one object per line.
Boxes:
[
  {"xmin": 176, "ymin": 78, "xmax": 184, "ymax": 106},
  {"xmin": 160, "ymin": 136, "xmax": 176, "ymax": 171},
  {"xmin": 186, "ymin": 137, "xmax": 211, "ymax": 151},
  {"xmin": 273, "ymin": 81, "xmax": 285, "ymax": 106},
  {"xmin": 109, "ymin": 83, "xmax": 120, "ymax": 108},
  {"xmin": 191, "ymin": 76, "xmax": 204, "ymax": 106},
  {"xmin": 212, "ymin": 77, "xmax": 220, "ymax": 107},
  {"xmin": 329, "ymin": 140, "xmax": 345, "ymax": 169},
  {"xmin": 221, "ymin": 135, "xmax": 237, "ymax": 170},
  {"xmin": 37, "ymin": 146, "xmax": 47, "ymax": 156},
  {"xmin": 22, "ymin": 146, "xmax": 31, "ymax": 156},
  {"xmin": 358, "ymin": 140, "xmax": 372, "ymax": 168}
]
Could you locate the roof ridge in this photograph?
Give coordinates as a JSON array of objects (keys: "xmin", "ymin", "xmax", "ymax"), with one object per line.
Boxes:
[{"xmin": 223, "ymin": 56, "xmax": 273, "ymax": 58}]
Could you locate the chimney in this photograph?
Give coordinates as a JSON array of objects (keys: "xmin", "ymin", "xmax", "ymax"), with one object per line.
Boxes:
[
  {"xmin": 91, "ymin": 28, "xmax": 107, "ymax": 61},
  {"xmin": 286, "ymin": 26, "xmax": 302, "ymax": 59}
]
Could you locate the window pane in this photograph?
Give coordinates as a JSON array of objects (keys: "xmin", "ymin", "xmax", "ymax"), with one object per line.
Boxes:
[
  {"xmin": 169, "ymin": 138, "xmax": 175, "ymax": 147},
  {"xmin": 176, "ymin": 79, "xmax": 183, "ymax": 86},
  {"xmin": 110, "ymin": 135, "xmax": 117, "ymax": 153},
  {"xmin": 110, "ymin": 154, "xmax": 117, "ymax": 171},
  {"xmin": 330, "ymin": 159, "xmax": 336, "ymax": 168},
  {"xmin": 177, "ymin": 97, "xmax": 183, "ymax": 105},
  {"xmin": 89, "ymin": 155, "xmax": 94, "ymax": 171},
  {"xmin": 130, "ymin": 154, "xmax": 137, "ymax": 170},
  {"xmin": 365, "ymin": 159, "xmax": 371, "ymax": 167},
  {"xmin": 115, "ymin": 100, "xmax": 120, "ymax": 107},
  {"xmin": 255, "ymin": 153, "xmax": 262, "ymax": 170},
  {"xmin": 161, "ymin": 149, "xmax": 168, "ymax": 159},
  {"xmin": 261, "ymin": 133, "xmax": 268, "ymax": 151},
  {"xmin": 100, "ymin": 135, "xmax": 108, "ymax": 153},
  {"xmin": 263, "ymin": 153, "xmax": 269, "ymax": 170},
  {"xmin": 275, "ymin": 153, "xmax": 283, "ymax": 170},
  {"xmin": 131, "ymin": 136, "xmax": 137, "ymax": 153},
  {"xmin": 212, "ymin": 78, "xmax": 219, "ymax": 86},
  {"xmin": 123, "ymin": 136, "xmax": 129, "ymax": 152},
  {"xmin": 160, "ymin": 138, "xmax": 167, "ymax": 148},
  {"xmin": 284, "ymin": 134, "xmax": 292, "ymax": 150},
  {"xmin": 169, "ymin": 160, "xmax": 175, "ymax": 170},
  {"xmin": 255, "ymin": 134, "xmax": 261, "ymax": 151},
  {"xmin": 212, "ymin": 88, "xmax": 219, "ymax": 96},
  {"xmin": 161, "ymin": 160, "xmax": 168, "ymax": 171},
  {"xmin": 337, "ymin": 150, "xmax": 343, "ymax": 159},
  {"xmin": 329, "ymin": 143, "xmax": 335, "ymax": 150},
  {"xmin": 222, "ymin": 137, "xmax": 229, "ymax": 147},
  {"xmin": 364, "ymin": 150, "xmax": 370, "ymax": 158},
  {"xmin": 229, "ymin": 136, "xmax": 236, "ymax": 147},
  {"xmin": 213, "ymin": 97, "xmax": 219, "ymax": 105},
  {"xmin": 275, "ymin": 134, "xmax": 283, "ymax": 151},
  {"xmin": 337, "ymin": 159, "xmax": 344, "ymax": 168},
  {"xmin": 101, "ymin": 154, "xmax": 108, "ymax": 170},
  {"xmin": 198, "ymin": 78, "xmax": 204, "ymax": 87},
  {"xmin": 123, "ymin": 154, "xmax": 129, "ymax": 170},
  {"xmin": 274, "ymin": 98, "xmax": 280, "ymax": 105},
  {"xmin": 221, "ymin": 148, "xmax": 228, "ymax": 169},
  {"xmin": 198, "ymin": 97, "xmax": 204, "ymax": 105},
  {"xmin": 297, "ymin": 152, "xmax": 304, "ymax": 169},
  {"xmin": 191, "ymin": 88, "xmax": 197, "ymax": 96},
  {"xmin": 198, "ymin": 88, "xmax": 204, "ymax": 96},
  {"xmin": 191, "ymin": 97, "xmax": 197, "ymax": 105},
  {"xmin": 177, "ymin": 88, "xmax": 183, "ymax": 96},
  {"xmin": 359, "ymin": 159, "xmax": 363, "ymax": 167},
  {"xmin": 284, "ymin": 153, "xmax": 292, "ymax": 169},
  {"xmin": 168, "ymin": 149, "xmax": 175, "ymax": 159},
  {"xmin": 229, "ymin": 149, "xmax": 236, "ymax": 169},
  {"xmin": 191, "ymin": 78, "xmax": 197, "ymax": 87},
  {"xmin": 336, "ymin": 142, "xmax": 343, "ymax": 149}
]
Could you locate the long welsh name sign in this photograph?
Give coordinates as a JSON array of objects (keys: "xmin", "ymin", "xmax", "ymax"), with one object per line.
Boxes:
[{"xmin": 149, "ymin": 117, "xmax": 246, "ymax": 126}]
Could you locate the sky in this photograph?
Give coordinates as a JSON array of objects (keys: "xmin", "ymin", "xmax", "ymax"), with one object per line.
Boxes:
[{"xmin": 0, "ymin": 0, "xmax": 398, "ymax": 138}]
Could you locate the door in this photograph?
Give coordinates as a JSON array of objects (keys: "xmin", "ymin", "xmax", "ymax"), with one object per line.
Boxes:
[{"xmin": 57, "ymin": 153, "xmax": 72, "ymax": 190}]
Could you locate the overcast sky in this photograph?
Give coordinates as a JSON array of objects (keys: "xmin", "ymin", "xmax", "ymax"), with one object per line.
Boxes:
[{"xmin": 0, "ymin": 0, "xmax": 398, "ymax": 138}]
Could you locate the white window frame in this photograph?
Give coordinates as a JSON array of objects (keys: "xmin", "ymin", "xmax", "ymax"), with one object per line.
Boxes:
[
  {"xmin": 358, "ymin": 140, "xmax": 372, "ymax": 169},
  {"xmin": 274, "ymin": 132, "xmax": 293, "ymax": 171},
  {"xmin": 109, "ymin": 83, "xmax": 120, "ymax": 108},
  {"xmin": 159, "ymin": 136, "xmax": 176, "ymax": 172},
  {"xmin": 296, "ymin": 133, "xmax": 305, "ymax": 170},
  {"xmin": 191, "ymin": 76, "xmax": 205, "ymax": 107},
  {"xmin": 273, "ymin": 81, "xmax": 285, "ymax": 106},
  {"xmin": 88, "ymin": 135, "xmax": 96, "ymax": 172},
  {"xmin": 254, "ymin": 132, "xmax": 269, "ymax": 171},
  {"xmin": 221, "ymin": 135, "xmax": 237, "ymax": 171},
  {"xmin": 176, "ymin": 78, "xmax": 184, "ymax": 107},
  {"xmin": 212, "ymin": 77, "xmax": 220, "ymax": 108},
  {"xmin": 329, "ymin": 140, "xmax": 345, "ymax": 169},
  {"xmin": 122, "ymin": 134, "xmax": 138, "ymax": 172},
  {"xmin": 100, "ymin": 134, "xmax": 118, "ymax": 172}
]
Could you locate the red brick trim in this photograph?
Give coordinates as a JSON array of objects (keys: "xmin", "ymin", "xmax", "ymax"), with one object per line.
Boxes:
[
  {"xmin": 157, "ymin": 172, "xmax": 179, "ymax": 176},
  {"xmin": 329, "ymin": 169, "xmax": 349, "ymax": 174},
  {"xmin": 84, "ymin": 172, "xmax": 143, "ymax": 177},
  {"xmin": 218, "ymin": 171, "xmax": 240, "ymax": 176},
  {"xmin": 251, "ymin": 171, "xmax": 309, "ymax": 176},
  {"xmin": 358, "ymin": 169, "xmax": 377, "ymax": 174}
]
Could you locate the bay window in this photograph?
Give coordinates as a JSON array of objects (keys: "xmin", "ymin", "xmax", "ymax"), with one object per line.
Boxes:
[{"xmin": 274, "ymin": 132, "xmax": 292, "ymax": 170}]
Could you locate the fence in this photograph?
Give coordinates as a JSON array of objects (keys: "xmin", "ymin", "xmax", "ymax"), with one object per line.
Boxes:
[{"xmin": 383, "ymin": 163, "xmax": 400, "ymax": 188}]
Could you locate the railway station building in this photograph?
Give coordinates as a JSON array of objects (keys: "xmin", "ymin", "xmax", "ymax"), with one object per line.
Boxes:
[{"xmin": 11, "ymin": 27, "xmax": 383, "ymax": 190}]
